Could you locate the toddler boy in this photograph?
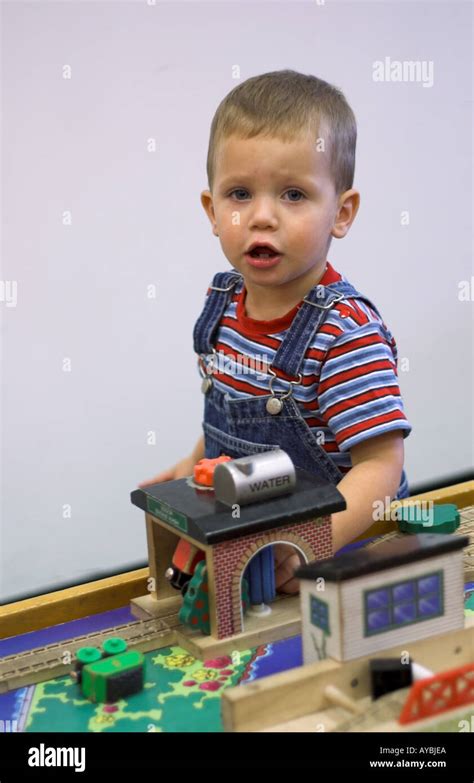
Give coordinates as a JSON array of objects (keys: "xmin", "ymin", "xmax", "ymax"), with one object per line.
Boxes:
[{"xmin": 140, "ymin": 70, "xmax": 412, "ymax": 592}]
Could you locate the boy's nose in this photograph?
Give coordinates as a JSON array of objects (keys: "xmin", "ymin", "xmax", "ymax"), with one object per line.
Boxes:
[{"xmin": 248, "ymin": 198, "xmax": 279, "ymax": 229}]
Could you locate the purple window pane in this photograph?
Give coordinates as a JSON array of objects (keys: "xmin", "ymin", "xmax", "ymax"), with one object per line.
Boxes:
[
  {"xmin": 367, "ymin": 589, "xmax": 389, "ymax": 610},
  {"xmin": 418, "ymin": 575, "xmax": 440, "ymax": 595},
  {"xmin": 419, "ymin": 594, "xmax": 441, "ymax": 617},
  {"xmin": 367, "ymin": 609, "xmax": 390, "ymax": 631},
  {"xmin": 393, "ymin": 582, "xmax": 415, "ymax": 602},
  {"xmin": 393, "ymin": 601, "xmax": 416, "ymax": 624}
]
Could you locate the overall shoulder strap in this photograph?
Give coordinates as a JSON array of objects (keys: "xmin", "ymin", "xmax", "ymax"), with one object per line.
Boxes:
[
  {"xmin": 271, "ymin": 279, "xmax": 388, "ymax": 377},
  {"xmin": 192, "ymin": 271, "xmax": 243, "ymax": 355}
]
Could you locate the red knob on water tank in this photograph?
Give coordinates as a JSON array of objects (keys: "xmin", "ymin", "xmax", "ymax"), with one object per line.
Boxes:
[{"xmin": 193, "ymin": 455, "xmax": 232, "ymax": 486}]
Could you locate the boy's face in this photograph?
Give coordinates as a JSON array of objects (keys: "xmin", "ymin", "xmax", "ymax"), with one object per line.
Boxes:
[{"xmin": 201, "ymin": 131, "xmax": 359, "ymax": 298}]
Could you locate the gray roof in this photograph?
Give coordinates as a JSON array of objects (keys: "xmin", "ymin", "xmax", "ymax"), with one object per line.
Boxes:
[
  {"xmin": 295, "ymin": 533, "xmax": 469, "ymax": 582},
  {"xmin": 131, "ymin": 467, "xmax": 346, "ymax": 545}
]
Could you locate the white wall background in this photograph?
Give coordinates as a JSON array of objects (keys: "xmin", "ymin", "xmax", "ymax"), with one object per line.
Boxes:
[{"xmin": 1, "ymin": 0, "xmax": 472, "ymax": 603}]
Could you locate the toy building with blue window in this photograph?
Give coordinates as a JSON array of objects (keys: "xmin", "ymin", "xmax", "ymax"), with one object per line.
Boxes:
[{"xmin": 295, "ymin": 533, "xmax": 468, "ymax": 664}]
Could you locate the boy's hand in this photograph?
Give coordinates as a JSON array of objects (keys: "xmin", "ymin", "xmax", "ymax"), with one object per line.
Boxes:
[
  {"xmin": 138, "ymin": 454, "xmax": 196, "ymax": 488},
  {"xmin": 273, "ymin": 543, "xmax": 301, "ymax": 594}
]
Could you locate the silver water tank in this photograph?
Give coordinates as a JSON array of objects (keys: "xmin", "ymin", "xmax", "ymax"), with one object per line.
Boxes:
[{"xmin": 213, "ymin": 449, "xmax": 296, "ymax": 507}]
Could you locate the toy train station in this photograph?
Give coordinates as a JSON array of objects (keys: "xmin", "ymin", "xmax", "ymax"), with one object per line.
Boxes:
[{"xmin": 130, "ymin": 450, "xmax": 344, "ymax": 652}]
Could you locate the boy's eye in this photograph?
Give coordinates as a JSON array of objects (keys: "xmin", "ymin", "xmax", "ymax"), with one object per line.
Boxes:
[
  {"xmin": 284, "ymin": 189, "xmax": 305, "ymax": 202},
  {"xmin": 229, "ymin": 188, "xmax": 249, "ymax": 200}
]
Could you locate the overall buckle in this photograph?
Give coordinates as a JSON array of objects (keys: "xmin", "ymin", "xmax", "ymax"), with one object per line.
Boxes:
[
  {"xmin": 266, "ymin": 367, "xmax": 302, "ymax": 415},
  {"xmin": 302, "ymin": 291, "xmax": 345, "ymax": 310},
  {"xmin": 198, "ymin": 347, "xmax": 218, "ymax": 394},
  {"xmin": 209, "ymin": 274, "xmax": 243, "ymax": 292}
]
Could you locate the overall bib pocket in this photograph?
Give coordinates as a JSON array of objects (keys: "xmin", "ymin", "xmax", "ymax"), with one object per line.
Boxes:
[
  {"xmin": 226, "ymin": 395, "xmax": 344, "ymax": 484},
  {"xmin": 202, "ymin": 421, "xmax": 281, "ymax": 460}
]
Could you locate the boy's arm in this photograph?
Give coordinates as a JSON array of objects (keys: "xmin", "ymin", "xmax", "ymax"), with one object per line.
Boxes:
[
  {"xmin": 274, "ymin": 430, "xmax": 405, "ymax": 592},
  {"xmin": 331, "ymin": 430, "xmax": 405, "ymax": 553}
]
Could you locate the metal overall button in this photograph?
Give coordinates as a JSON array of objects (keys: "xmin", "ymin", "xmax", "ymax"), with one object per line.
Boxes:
[
  {"xmin": 198, "ymin": 348, "xmax": 217, "ymax": 394},
  {"xmin": 266, "ymin": 367, "xmax": 302, "ymax": 415}
]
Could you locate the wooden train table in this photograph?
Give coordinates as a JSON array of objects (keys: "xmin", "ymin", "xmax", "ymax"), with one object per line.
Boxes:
[{"xmin": 0, "ymin": 481, "xmax": 472, "ymax": 733}]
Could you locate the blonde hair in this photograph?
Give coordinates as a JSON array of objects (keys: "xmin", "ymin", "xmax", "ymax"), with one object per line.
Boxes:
[{"xmin": 206, "ymin": 69, "xmax": 357, "ymax": 196}]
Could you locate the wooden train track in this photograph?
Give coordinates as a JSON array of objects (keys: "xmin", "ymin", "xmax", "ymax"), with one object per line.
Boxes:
[
  {"xmin": 367, "ymin": 504, "xmax": 474, "ymax": 581},
  {"xmin": 0, "ymin": 614, "xmax": 181, "ymax": 694}
]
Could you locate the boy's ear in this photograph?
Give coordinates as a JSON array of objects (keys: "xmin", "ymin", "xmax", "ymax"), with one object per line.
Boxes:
[
  {"xmin": 331, "ymin": 189, "xmax": 360, "ymax": 240},
  {"xmin": 201, "ymin": 190, "xmax": 219, "ymax": 237}
]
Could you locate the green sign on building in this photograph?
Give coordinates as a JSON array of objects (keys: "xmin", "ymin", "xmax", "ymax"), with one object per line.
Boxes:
[{"xmin": 146, "ymin": 497, "xmax": 188, "ymax": 533}]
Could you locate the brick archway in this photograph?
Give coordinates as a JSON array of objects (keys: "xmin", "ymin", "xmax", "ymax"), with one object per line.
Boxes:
[
  {"xmin": 210, "ymin": 517, "xmax": 332, "ymax": 638},
  {"xmin": 236, "ymin": 536, "xmax": 309, "ymax": 632}
]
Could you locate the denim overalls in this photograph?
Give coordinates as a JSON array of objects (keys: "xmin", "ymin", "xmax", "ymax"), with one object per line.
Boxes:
[{"xmin": 193, "ymin": 270, "xmax": 408, "ymax": 602}]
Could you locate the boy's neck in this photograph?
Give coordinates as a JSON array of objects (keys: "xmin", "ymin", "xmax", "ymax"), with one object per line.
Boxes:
[{"xmin": 243, "ymin": 261, "xmax": 328, "ymax": 321}]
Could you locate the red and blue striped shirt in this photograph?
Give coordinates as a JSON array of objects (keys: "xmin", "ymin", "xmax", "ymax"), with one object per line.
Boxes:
[{"xmin": 202, "ymin": 261, "xmax": 411, "ymax": 494}]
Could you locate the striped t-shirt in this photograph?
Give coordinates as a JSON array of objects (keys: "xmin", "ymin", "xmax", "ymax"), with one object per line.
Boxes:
[{"xmin": 201, "ymin": 261, "xmax": 412, "ymax": 493}]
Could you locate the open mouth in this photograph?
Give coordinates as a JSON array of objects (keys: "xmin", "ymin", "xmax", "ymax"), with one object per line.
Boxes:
[{"xmin": 248, "ymin": 245, "xmax": 280, "ymax": 258}]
